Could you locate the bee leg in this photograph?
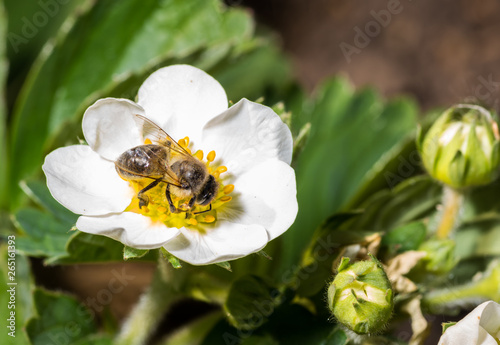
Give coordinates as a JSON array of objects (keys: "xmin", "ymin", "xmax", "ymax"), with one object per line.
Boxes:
[
  {"xmin": 182, "ymin": 197, "xmax": 197, "ymax": 218},
  {"xmin": 193, "ymin": 203, "xmax": 212, "ymax": 215},
  {"xmin": 165, "ymin": 184, "xmax": 177, "ymax": 213},
  {"xmin": 137, "ymin": 178, "xmax": 162, "ymax": 209}
]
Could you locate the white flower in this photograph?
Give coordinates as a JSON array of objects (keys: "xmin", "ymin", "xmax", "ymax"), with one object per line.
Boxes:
[
  {"xmin": 42, "ymin": 65, "xmax": 297, "ymax": 265},
  {"xmin": 438, "ymin": 301, "xmax": 500, "ymax": 345}
]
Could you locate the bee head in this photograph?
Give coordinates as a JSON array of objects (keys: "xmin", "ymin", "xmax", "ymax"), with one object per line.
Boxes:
[{"xmin": 196, "ymin": 175, "xmax": 218, "ymax": 206}]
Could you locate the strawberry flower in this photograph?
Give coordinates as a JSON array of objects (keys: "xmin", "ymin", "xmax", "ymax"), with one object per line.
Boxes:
[
  {"xmin": 43, "ymin": 65, "xmax": 298, "ymax": 265},
  {"xmin": 438, "ymin": 301, "xmax": 500, "ymax": 345}
]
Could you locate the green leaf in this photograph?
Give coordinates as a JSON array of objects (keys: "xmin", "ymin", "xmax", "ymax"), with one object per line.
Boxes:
[
  {"xmin": 123, "ymin": 246, "xmax": 148, "ymax": 260},
  {"xmin": 216, "ymin": 261, "xmax": 232, "ymax": 272},
  {"xmin": 52, "ymin": 232, "xmax": 126, "ymax": 264},
  {"xmin": 381, "ymin": 221, "xmax": 427, "ymax": 258},
  {"xmin": 357, "ymin": 176, "xmax": 441, "ymax": 231},
  {"xmin": 14, "ymin": 207, "xmax": 73, "ymax": 259},
  {"xmin": 0, "ymin": 1, "xmax": 8, "ymax": 209},
  {"xmin": 26, "ymin": 288, "xmax": 98, "ymax": 345},
  {"xmin": 281, "ymin": 78, "xmax": 418, "ymax": 271},
  {"xmin": 224, "ymin": 275, "xmax": 279, "ymax": 331},
  {"xmin": 441, "ymin": 321, "xmax": 456, "ymax": 333},
  {"xmin": 212, "ymin": 40, "xmax": 292, "ymax": 102},
  {"xmin": 161, "ymin": 249, "xmax": 183, "ymax": 269},
  {"xmin": 240, "ymin": 335, "xmax": 279, "ymax": 345},
  {"xmin": 5, "ymin": 0, "xmax": 86, "ymax": 79},
  {"xmin": 71, "ymin": 334, "xmax": 114, "ymax": 345},
  {"xmin": 8, "ymin": 0, "xmax": 256, "ymax": 207},
  {"xmin": 0, "ymin": 243, "xmax": 33, "ymax": 345},
  {"xmin": 455, "ymin": 218, "xmax": 500, "ymax": 259},
  {"xmin": 20, "ymin": 180, "xmax": 78, "ymax": 225}
]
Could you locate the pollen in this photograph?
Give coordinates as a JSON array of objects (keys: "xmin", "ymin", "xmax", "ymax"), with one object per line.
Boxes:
[
  {"xmin": 123, "ymin": 139, "xmax": 233, "ymax": 231},
  {"xmin": 144, "ymin": 138, "xmax": 152, "ymax": 145}
]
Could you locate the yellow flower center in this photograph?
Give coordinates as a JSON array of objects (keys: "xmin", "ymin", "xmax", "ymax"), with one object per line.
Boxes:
[{"xmin": 124, "ymin": 137, "xmax": 233, "ymax": 229}]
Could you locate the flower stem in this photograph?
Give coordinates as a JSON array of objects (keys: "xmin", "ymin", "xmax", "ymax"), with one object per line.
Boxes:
[
  {"xmin": 115, "ymin": 258, "xmax": 186, "ymax": 345},
  {"xmin": 423, "ymin": 260, "xmax": 500, "ymax": 311},
  {"xmin": 436, "ymin": 186, "xmax": 463, "ymax": 239}
]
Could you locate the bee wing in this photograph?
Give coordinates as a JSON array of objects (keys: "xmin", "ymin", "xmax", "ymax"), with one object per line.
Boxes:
[{"xmin": 133, "ymin": 114, "xmax": 191, "ymax": 157}]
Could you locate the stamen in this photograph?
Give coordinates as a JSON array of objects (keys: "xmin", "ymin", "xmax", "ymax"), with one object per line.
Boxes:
[
  {"xmin": 207, "ymin": 150, "xmax": 216, "ymax": 162},
  {"xmin": 223, "ymin": 184, "xmax": 234, "ymax": 194},
  {"xmin": 204, "ymin": 215, "xmax": 215, "ymax": 223},
  {"xmin": 194, "ymin": 150, "xmax": 204, "ymax": 161},
  {"xmin": 216, "ymin": 166, "xmax": 227, "ymax": 174},
  {"xmin": 124, "ymin": 138, "xmax": 233, "ymax": 231}
]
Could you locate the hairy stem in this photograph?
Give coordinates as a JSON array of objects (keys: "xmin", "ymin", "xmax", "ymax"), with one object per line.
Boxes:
[
  {"xmin": 436, "ymin": 186, "xmax": 463, "ymax": 239},
  {"xmin": 115, "ymin": 258, "xmax": 186, "ymax": 345}
]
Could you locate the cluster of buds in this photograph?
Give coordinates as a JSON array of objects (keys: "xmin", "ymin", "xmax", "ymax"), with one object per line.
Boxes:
[
  {"xmin": 327, "ymin": 255, "xmax": 393, "ymax": 334},
  {"xmin": 417, "ymin": 104, "xmax": 500, "ymax": 189}
]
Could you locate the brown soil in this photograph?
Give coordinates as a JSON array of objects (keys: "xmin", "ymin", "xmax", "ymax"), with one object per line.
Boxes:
[{"xmin": 244, "ymin": 0, "xmax": 500, "ymax": 112}]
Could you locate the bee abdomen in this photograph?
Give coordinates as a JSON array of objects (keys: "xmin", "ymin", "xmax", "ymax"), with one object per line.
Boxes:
[{"xmin": 115, "ymin": 144, "xmax": 167, "ymax": 180}]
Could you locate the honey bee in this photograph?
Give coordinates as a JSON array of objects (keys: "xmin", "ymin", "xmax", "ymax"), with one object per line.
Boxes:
[{"xmin": 115, "ymin": 115, "xmax": 218, "ymax": 213}]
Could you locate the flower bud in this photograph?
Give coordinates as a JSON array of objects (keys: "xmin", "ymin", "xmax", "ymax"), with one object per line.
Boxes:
[
  {"xmin": 417, "ymin": 104, "xmax": 500, "ymax": 189},
  {"xmin": 327, "ymin": 255, "xmax": 393, "ymax": 334},
  {"xmin": 419, "ymin": 239, "xmax": 456, "ymax": 274}
]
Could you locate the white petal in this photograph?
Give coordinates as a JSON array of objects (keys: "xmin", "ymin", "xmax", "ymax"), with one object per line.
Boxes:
[
  {"xmin": 479, "ymin": 301, "xmax": 500, "ymax": 341},
  {"xmin": 438, "ymin": 301, "xmax": 500, "ymax": 345},
  {"xmin": 76, "ymin": 212, "xmax": 180, "ymax": 249},
  {"xmin": 163, "ymin": 222, "xmax": 268, "ymax": 265},
  {"xmin": 218, "ymin": 159, "xmax": 297, "ymax": 240},
  {"xmin": 43, "ymin": 145, "xmax": 134, "ymax": 216},
  {"xmin": 201, "ymin": 99, "xmax": 293, "ymax": 176},
  {"xmin": 83, "ymin": 98, "xmax": 145, "ymax": 161},
  {"xmin": 137, "ymin": 65, "xmax": 228, "ymax": 144}
]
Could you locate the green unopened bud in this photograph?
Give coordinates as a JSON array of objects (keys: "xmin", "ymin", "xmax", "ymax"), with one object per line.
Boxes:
[
  {"xmin": 327, "ymin": 255, "xmax": 393, "ymax": 334},
  {"xmin": 418, "ymin": 104, "xmax": 500, "ymax": 188},
  {"xmin": 419, "ymin": 239, "xmax": 456, "ymax": 274}
]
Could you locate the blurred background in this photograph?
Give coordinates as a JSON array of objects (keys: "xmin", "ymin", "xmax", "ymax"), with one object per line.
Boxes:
[{"xmin": 244, "ymin": 0, "xmax": 500, "ymax": 111}]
